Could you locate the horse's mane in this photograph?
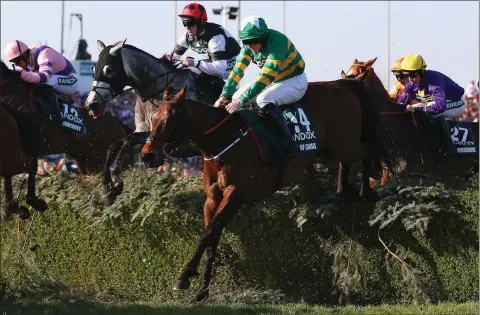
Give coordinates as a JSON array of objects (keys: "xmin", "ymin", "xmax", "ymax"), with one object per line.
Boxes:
[
  {"xmin": 121, "ymin": 44, "xmax": 175, "ymax": 71},
  {"xmin": 122, "ymin": 44, "xmax": 160, "ymax": 62},
  {"xmin": 364, "ymin": 67, "xmax": 390, "ymax": 95}
]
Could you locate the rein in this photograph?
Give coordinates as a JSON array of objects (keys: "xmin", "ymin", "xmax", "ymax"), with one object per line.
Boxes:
[
  {"xmin": 202, "ymin": 112, "xmax": 252, "ymax": 161},
  {"xmin": 89, "ymin": 66, "xmax": 177, "ymax": 107},
  {"xmin": 204, "ymin": 113, "xmax": 233, "ymax": 135},
  {"xmin": 0, "ymin": 78, "xmax": 13, "ymax": 85}
]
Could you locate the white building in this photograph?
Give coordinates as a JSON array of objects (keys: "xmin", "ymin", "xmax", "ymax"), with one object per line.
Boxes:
[{"xmin": 70, "ymin": 59, "xmax": 95, "ymax": 96}]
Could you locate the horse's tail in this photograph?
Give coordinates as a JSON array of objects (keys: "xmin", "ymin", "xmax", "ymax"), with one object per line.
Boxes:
[{"xmin": 340, "ymin": 79, "xmax": 395, "ymax": 177}]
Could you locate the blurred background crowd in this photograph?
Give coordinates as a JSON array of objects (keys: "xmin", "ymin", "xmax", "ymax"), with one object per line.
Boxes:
[{"xmin": 38, "ymin": 89, "xmax": 204, "ymax": 179}]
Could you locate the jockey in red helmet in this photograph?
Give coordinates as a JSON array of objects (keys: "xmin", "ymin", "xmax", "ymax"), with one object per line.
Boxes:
[{"xmin": 165, "ymin": 2, "xmax": 240, "ymax": 81}]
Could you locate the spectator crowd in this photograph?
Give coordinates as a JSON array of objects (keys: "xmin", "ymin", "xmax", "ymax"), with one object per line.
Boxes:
[{"xmin": 459, "ymin": 80, "xmax": 479, "ymax": 123}]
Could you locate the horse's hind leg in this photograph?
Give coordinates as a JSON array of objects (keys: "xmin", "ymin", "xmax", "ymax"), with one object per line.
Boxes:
[
  {"xmin": 359, "ymin": 157, "xmax": 380, "ymax": 202},
  {"xmin": 25, "ymin": 155, "xmax": 47, "ymax": 212},
  {"xmin": 110, "ymin": 132, "xmax": 149, "ymax": 194},
  {"xmin": 2, "ymin": 176, "xmax": 30, "ymax": 220},
  {"xmin": 336, "ymin": 162, "xmax": 358, "ymax": 200}
]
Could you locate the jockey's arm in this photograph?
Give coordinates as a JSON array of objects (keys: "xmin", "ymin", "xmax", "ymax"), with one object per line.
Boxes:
[
  {"xmin": 413, "ymin": 85, "xmax": 447, "ymax": 114},
  {"xmin": 197, "ymin": 58, "xmax": 228, "ymax": 78},
  {"xmin": 396, "ymin": 82, "xmax": 416, "ymax": 105},
  {"xmin": 220, "ymin": 46, "xmax": 253, "ymax": 99},
  {"xmin": 237, "ymin": 50, "xmax": 284, "ymax": 104},
  {"xmin": 20, "ymin": 49, "xmax": 54, "ymax": 84},
  {"xmin": 171, "ymin": 32, "xmax": 189, "ymax": 60}
]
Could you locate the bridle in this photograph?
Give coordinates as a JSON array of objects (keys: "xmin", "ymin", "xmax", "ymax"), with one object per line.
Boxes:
[
  {"xmin": 89, "ymin": 66, "xmax": 178, "ymax": 108},
  {"xmin": 345, "ymin": 63, "xmax": 368, "ymax": 80}
]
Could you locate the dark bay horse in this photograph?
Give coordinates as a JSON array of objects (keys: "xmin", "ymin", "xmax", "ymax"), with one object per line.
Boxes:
[
  {"xmin": 84, "ymin": 39, "xmax": 224, "ymax": 205},
  {"xmin": 0, "ymin": 61, "xmax": 128, "ymax": 218},
  {"xmin": 341, "ymin": 57, "xmax": 479, "ymax": 179},
  {"xmin": 140, "ymin": 82, "xmax": 393, "ymax": 301}
]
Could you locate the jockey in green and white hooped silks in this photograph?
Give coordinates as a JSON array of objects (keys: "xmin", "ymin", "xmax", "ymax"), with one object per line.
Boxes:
[{"xmin": 214, "ymin": 15, "xmax": 308, "ymax": 159}]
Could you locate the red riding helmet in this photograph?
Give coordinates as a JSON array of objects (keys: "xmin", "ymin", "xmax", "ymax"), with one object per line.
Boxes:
[{"xmin": 178, "ymin": 2, "xmax": 208, "ymax": 23}]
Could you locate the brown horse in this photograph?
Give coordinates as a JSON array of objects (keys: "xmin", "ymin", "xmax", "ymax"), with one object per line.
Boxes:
[
  {"xmin": 140, "ymin": 81, "xmax": 393, "ymax": 301},
  {"xmin": 0, "ymin": 61, "xmax": 128, "ymax": 219},
  {"xmin": 341, "ymin": 57, "xmax": 410, "ymax": 185},
  {"xmin": 341, "ymin": 57, "xmax": 479, "ymax": 179}
]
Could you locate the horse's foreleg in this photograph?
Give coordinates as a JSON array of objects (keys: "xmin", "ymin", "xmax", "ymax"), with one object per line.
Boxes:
[
  {"xmin": 2, "ymin": 176, "xmax": 30, "ymax": 219},
  {"xmin": 102, "ymin": 140, "xmax": 123, "ymax": 206},
  {"xmin": 175, "ymin": 185, "xmax": 240, "ymax": 302},
  {"xmin": 336, "ymin": 162, "xmax": 357, "ymax": 200},
  {"xmin": 359, "ymin": 157, "xmax": 380, "ymax": 202},
  {"xmin": 195, "ymin": 231, "xmax": 221, "ymax": 302},
  {"xmin": 25, "ymin": 154, "xmax": 47, "ymax": 212}
]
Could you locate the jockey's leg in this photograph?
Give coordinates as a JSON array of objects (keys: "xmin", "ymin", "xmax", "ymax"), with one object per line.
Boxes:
[
  {"xmin": 46, "ymin": 73, "xmax": 80, "ymax": 123},
  {"xmin": 36, "ymin": 84, "xmax": 62, "ymax": 124},
  {"xmin": 255, "ymin": 73, "xmax": 309, "ymax": 158},
  {"xmin": 262, "ymin": 103, "xmax": 296, "ymax": 156},
  {"xmin": 440, "ymin": 99, "xmax": 467, "ymax": 121}
]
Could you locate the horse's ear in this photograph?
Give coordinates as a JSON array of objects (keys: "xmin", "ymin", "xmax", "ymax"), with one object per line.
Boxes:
[
  {"xmin": 364, "ymin": 57, "xmax": 378, "ymax": 68},
  {"xmin": 353, "ymin": 58, "xmax": 359, "ymax": 64},
  {"xmin": 163, "ymin": 86, "xmax": 174, "ymax": 100},
  {"xmin": 341, "ymin": 70, "xmax": 347, "ymax": 79},
  {"xmin": 109, "ymin": 38, "xmax": 127, "ymax": 56},
  {"xmin": 97, "ymin": 40, "xmax": 106, "ymax": 53}
]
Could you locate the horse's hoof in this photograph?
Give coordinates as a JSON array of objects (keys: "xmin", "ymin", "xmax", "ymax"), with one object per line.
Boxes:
[
  {"xmin": 359, "ymin": 190, "xmax": 381, "ymax": 202},
  {"xmin": 336, "ymin": 188, "xmax": 359, "ymax": 201},
  {"xmin": 113, "ymin": 180, "xmax": 124, "ymax": 196},
  {"xmin": 194, "ymin": 288, "xmax": 210, "ymax": 302},
  {"xmin": 5, "ymin": 202, "xmax": 31, "ymax": 220},
  {"xmin": 173, "ymin": 278, "xmax": 191, "ymax": 291},
  {"xmin": 18, "ymin": 207, "xmax": 31, "ymax": 220},
  {"xmin": 102, "ymin": 191, "xmax": 116, "ymax": 206},
  {"xmin": 26, "ymin": 197, "xmax": 48, "ymax": 212}
]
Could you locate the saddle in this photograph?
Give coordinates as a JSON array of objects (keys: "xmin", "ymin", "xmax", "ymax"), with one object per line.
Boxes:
[
  {"xmin": 31, "ymin": 84, "xmax": 62, "ymax": 119},
  {"xmin": 31, "ymin": 85, "xmax": 85, "ymax": 133},
  {"xmin": 416, "ymin": 114, "xmax": 478, "ymax": 156},
  {"xmin": 235, "ymin": 101, "xmax": 319, "ymax": 162}
]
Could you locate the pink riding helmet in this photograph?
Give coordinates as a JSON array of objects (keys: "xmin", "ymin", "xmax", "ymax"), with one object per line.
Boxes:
[{"xmin": 4, "ymin": 40, "xmax": 29, "ymax": 62}]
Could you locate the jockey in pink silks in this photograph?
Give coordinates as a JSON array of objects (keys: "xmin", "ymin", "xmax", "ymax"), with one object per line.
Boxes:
[{"xmin": 4, "ymin": 40, "xmax": 79, "ymax": 121}]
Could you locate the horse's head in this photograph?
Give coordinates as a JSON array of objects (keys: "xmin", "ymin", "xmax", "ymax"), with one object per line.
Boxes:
[
  {"xmin": 341, "ymin": 57, "xmax": 378, "ymax": 81},
  {"xmin": 140, "ymin": 86, "xmax": 187, "ymax": 168},
  {"xmin": 85, "ymin": 39, "xmax": 130, "ymax": 118},
  {"xmin": 0, "ymin": 60, "xmax": 32, "ymax": 97}
]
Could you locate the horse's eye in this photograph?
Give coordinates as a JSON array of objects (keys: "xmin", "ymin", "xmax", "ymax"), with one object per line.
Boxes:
[{"xmin": 103, "ymin": 65, "xmax": 115, "ymax": 78}]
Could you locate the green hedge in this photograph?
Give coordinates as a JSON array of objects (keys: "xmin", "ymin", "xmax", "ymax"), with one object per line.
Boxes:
[{"xmin": 1, "ymin": 165, "xmax": 478, "ymax": 305}]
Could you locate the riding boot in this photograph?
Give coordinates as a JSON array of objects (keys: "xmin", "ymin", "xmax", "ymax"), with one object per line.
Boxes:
[
  {"xmin": 264, "ymin": 104, "xmax": 297, "ymax": 159},
  {"xmin": 37, "ymin": 85, "xmax": 63, "ymax": 126},
  {"xmin": 50, "ymin": 103, "xmax": 63, "ymax": 126}
]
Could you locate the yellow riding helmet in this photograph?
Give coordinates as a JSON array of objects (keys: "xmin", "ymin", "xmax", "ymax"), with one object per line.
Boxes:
[
  {"xmin": 401, "ymin": 54, "xmax": 427, "ymax": 71},
  {"xmin": 390, "ymin": 57, "xmax": 404, "ymax": 72}
]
